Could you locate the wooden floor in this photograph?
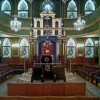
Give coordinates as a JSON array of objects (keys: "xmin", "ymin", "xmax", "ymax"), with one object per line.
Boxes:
[{"xmin": 0, "ymin": 71, "xmax": 100, "ymax": 96}]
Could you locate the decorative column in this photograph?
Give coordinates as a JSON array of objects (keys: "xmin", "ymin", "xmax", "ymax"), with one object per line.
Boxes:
[
  {"xmin": 29, "ymin": 39, "xmax": 33, "ymax": 60},
  {"xmin": 56, "ymin": 40, "xmax": 59, "ymax": 56},
  {"xmin": 34, "ymin": 40, "xmax": 37, "ymax": 55},
  {"xmin": 63, "ymin": 40, "xmax": 67, "ymax": 61}
]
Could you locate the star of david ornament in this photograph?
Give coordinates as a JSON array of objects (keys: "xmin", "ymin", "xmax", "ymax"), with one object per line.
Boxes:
[{"xmin": 44, "ymin": 57, "xmax": 49, "ymax": 62}]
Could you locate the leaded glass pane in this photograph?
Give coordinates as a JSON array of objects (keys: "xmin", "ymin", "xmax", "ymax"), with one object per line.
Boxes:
[
  {"xmin": 18, "ymin": 0, "xmax": 28, "ymax": 17},
  {"xmin": 3, "ymin": 47, "xmax": 11, "ymax": 58},
  {"xmin": 18, "ymin": 11, "xmax": 28, "ymax": 17},
  {"xmin": 42, "ymin": 1, "xmax": 54, "ymax": 11},
  {"xmin": 1, "ymin": 0, "xmax": 11, "ymax": 14},
  {"xmin": 67, "ymin": 38, "xmax": 75, "ymax": 46},
  {"xmin": 20, "ymin": 47, "xmax": 28, "ymax": 58},
  {"xmin": 85, "ymin": 0, "xmax": 95, "ymax": 15},
  {"xmin": 67, "ymin": 12, "xmax": 77, "ymax": 18},
  {"xmin": 85, "ymin": 47, "xmax": 94, "ymax": 58},
  {"xmin": 67, "ymin": 0, "xmax": 77, "ymax": 18},
  {"xmin": 85, "ymin": 38, "xmax": 94, "ymax": 46},
  {"xmin": 20, "ymin": 38, "xmax": 29, "ymax": 58},
  {"xmin": 67, "ymin": 47, "xmax": 75, "ymax": 58}
]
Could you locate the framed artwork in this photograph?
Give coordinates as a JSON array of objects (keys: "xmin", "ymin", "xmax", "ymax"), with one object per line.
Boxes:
[{"xmin": 67, "ymin": 47, "xmax": 75, "ymax": 58}]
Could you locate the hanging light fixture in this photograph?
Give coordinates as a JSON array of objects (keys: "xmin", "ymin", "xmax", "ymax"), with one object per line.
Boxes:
[
  {"xmin": 74, "ymin": 0, "xmax": 86, "ymax": 31},
  {"xmin": 10, "ymin": 0, "xmax": 21, "ymax": 32},
  {"xmin": 62, "ymin": 0, "xmax": 68, "ymax": 4},
  {"xmin": 10, "ymin": 15, "xmax": 21, "ymax": 31},
  {"xmin": 74, "ymin": 17, "xmax": 86, "ymax": 31}
]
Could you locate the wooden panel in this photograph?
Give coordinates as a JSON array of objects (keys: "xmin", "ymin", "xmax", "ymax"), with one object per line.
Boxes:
[
  {"xmin": 49, "ymin": 96, "xmax": 78, "ymax": 100},
  {"xmin": 65, "ymin": 83, "xmax": 86, "ymax": 96},
  {"xmin": 47, "ymin": 83, "xmax": 65, "ymax": 96},
  {"xmin": 18, "ymin": 96, "xmax": 49, "ymax": 100},
  {"xmin": 26, "ymin": 83, "xmax": 47, "ymax": 96},
  {"xmin": 7, "ymin": 83, "xmax": 26, "ymax": 96},
  {"xmin": 78, "ymin": 96, "xmax": 99, "ymax": 100},
  {"xmin": 4, "ymin": 96, "xmax": 17, "ymax": 100},
  {"xmin": 0, "ymin": 96, "xmax": 4, "ymax": 100}
]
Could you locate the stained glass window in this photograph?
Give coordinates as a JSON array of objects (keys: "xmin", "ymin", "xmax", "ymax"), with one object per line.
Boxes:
[
  {"xmin": 67, "ymin": 0, "xmax": 77, "ymax": 18},
  {"xmin": 3, "ymin": 38, "xmax": 11, "ymax": 58},
  {"xmin": 1, "ymin": 0, "xmax": 11, "ymax": 15},
  {"xmin": 67, "ymin": 38, "xmax": 76, "ymax": 58},
  {"xmin": 20, "ymin": 38, "xmax": 29, "ymax": 58},
  {"xmin": 85, "ymin": 38, "xmax": 94, "ymax": 58},
  {"xmin": 85, "ymin": 0, "xmax": 95, "ymax": 15},
  {"xmin": 18, "ymin": 0, "xmax": 28, "ymax": 17},
  {"xmin": 42, "ymin": 0, "xmax": 54, "ymax": 11}
]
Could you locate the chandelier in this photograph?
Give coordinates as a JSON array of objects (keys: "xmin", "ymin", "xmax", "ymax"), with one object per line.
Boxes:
[
  {"xmin": 74, "ymin": 17, "xmax": 86, "ymax": 31},
  {"xmin": 10, "ymin": 16, "xmax": 21, "ymax": 32},
  {"xmin": 62, "ymin": 0, "xmax": 68, "ymax": 4}
]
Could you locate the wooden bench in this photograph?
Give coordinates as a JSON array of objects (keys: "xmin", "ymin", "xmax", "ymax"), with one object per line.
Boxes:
[{"xmin": 7, "ymin": 82, "xmax": 86, "ymax": 96}]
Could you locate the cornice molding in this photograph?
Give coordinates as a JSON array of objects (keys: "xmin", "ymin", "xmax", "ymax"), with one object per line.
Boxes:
[
  {"xmin": 0, "ymin": 29, "xmax": 99, "ymax": 39},
  {"xmin": 0, "ymin": 17, "xmax": 100, "ymax": 31}
]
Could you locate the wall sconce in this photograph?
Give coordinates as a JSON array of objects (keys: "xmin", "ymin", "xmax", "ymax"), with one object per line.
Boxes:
[
  {"xmin": 0, "ymin": 40, "xmax": 1, "ymax": 47},
  {"xmin": 94, "ymin": 41, "xmax": 99, "ymax": 47}
]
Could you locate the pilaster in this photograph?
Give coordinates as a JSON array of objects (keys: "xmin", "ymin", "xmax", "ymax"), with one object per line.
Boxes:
[
  {"xmin": 98, "ymin": 36, "xmax": 100, "ymax": 66},
  {"xmin": 58, "ymin": 40, "xmax": 63, "ymax": 55},
  {"xmin": 63, "ymin": 40, "xmax": 67, "ymax": 61}
]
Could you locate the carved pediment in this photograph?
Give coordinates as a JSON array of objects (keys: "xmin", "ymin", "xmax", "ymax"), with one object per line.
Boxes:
[{"xmin": 40, "ymin": 9, "xmax": 55, "ymax": 18}]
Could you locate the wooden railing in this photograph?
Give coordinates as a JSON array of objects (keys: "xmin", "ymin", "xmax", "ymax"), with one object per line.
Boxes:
[
  {"xmin": 0, "ymin": 96, "xmax": 99, "ymax": 100},
  {"xmin": 7, "ymin": 82, "xmax": 86, "ymax": 96}
]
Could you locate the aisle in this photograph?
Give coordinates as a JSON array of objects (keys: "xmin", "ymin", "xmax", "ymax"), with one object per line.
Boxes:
[
  {"xmin": 66, "ymin": 72, "xmax": 100, "ymax": 96},
  {"xmin": 0, "ymin": 75, "xmax": 21, "ymax": 96}
]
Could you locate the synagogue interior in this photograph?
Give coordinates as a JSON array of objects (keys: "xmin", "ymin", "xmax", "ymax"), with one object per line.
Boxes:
[{"xmin": 0, "ymin": 0, "xmax": 100, "ymax": 99}]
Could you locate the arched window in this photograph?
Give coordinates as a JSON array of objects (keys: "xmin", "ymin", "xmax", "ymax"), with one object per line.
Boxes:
[
  {"xmin": 37, "ymin": 20, "xmax": 40, "ymax": 27},
  {"xmin": 85, "ymin": 0, "xmax": 95, "ymax": 15},
  {"xmin": 55, "ymin": 21, "xmax": 59, "ymax": 27},
  {"xmin": 67, "ymin": 38, "xmax": 76, "ymax": 58},
  {"xmin": 85, "ymin": 38, "xmax": 94, "ymax": 58},
  {"xmin": 20, "ymin": 38, "xmax": 29, "ymax": 58},
  {"xmin": 3, "ymin": 38, "xmax": 11, "ymax": 58},
  {"xmin": 37, "ymin": 30, "xmax": 41, "ymax": 36},
  {"xmin": 42, "ymin": 0, "xmax": 54, "ymax": 11},
  {"xmin": 67, "ymin": 0, "xmax": 77, "ymax": 18},
  {"xmin": 18, "ymin": 0, "xmax": 28, "ymax": 17},
  {"xmin": 1, "ymin": 0, "xmax": 11, "ymax": 15},
  {"xmin": 55, "ymin": 30, "xmax": 58, "ymax": 35}
]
